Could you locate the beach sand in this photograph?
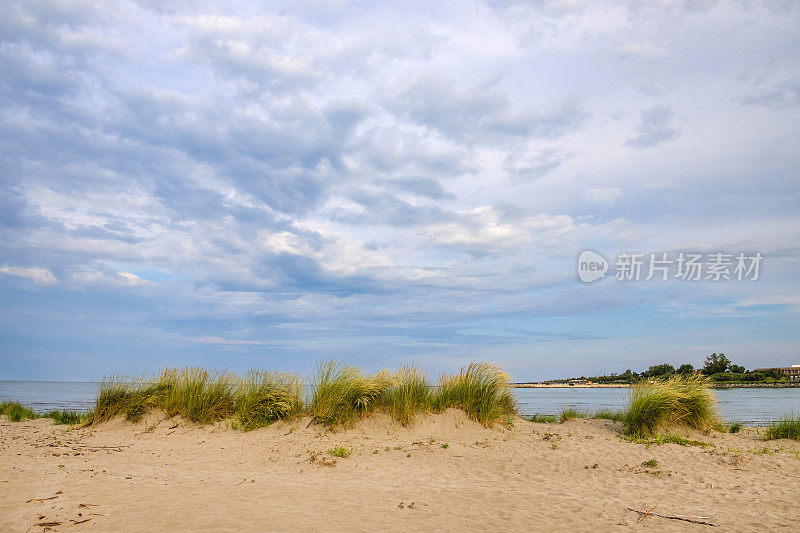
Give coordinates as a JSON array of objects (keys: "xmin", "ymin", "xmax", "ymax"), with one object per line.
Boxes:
[{"xmin": 2, "ymin": 410, "xmax": 799, "ymax": 532}]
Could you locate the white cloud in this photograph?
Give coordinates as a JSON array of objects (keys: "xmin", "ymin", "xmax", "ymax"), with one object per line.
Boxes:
[
  {"xmin": 0, "ymin": 265, "xmax": 57, "ymax": 284},
  {"xmin": 585, "ymin": 187, "xmax": 622, "ymax": 205}
]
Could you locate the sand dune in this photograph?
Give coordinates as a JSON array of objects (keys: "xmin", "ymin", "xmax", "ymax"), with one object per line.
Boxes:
[{"xmin": 2, "ymin": 410, "xmax": 799, "ymax": 532}]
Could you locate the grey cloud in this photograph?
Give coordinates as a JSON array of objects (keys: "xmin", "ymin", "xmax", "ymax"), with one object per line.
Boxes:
[
  {"xmin": 383, "ymin": 177, "xmax": 455, "ymax": 201},
  {"xmin": 358, "ymin": 126, "xmax": 473, "ymax": 176},
  {"xmin": 625, "ymin": 104, "xmax": 681, "ymax": 148},
  {"xmin": 384, "ymin": 74, "xmax": 587, "ymax": 145},
  {"xmin": 736, "ymin": 78, "xmax": 800, "ymax": 108},
  {"xmin": 328, "ymin": 190, "xmax": 451, "ymax": 227},
  {"xmin": 505, "ymin": 147, "xmax": 570, "ymax": 182}
]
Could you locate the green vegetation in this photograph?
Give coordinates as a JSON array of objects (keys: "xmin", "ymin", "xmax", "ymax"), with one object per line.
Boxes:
[
  {"xmin": 309, "ymin": 361, "xmax": 394, "ymax": 428},
  {"xmin": 527, "ymin": 413, "xmax": 557, "ymax": 423},
  {"xmin": 161, "ymin": 368, "xmax": 236, "ymax": 423},
  {"xmin": 625, "ymin": 434, "xmax": 712, "ymax": 448},
  {"xmin": 592, "ymin": 409, "xmax": 625, "ymax": 422},
  {"xmin": 0, "ymin": 401, "xmax": 39, "ymax": 422},
  {"xmin": 559, "ymin": 407, "xmax": 586, "ymax": 422},
  {"xmin": 542, "ymin": 352, "xmax": 790, "ymax": 385},
  {"xmin": 234, "ymin": 370, "xmax": 301, "ymax": 431},
  {"xmin": 431, "ymin": 362, "xmax": 516, "ymax": 427},
  {"xmin": 641, "ymin": 459, "xmax": 658, "ymax": 468},
  {"xmin": 728, "ymin": 421, "xmax": 743, "ymax": 434},
  {"xmin": 6, "ymin": 361, "xmax": 518, "ymax": 430},
  {"xmin": 70, "ymin": 361, "xmax": 517, "ymax": 430},
  {"xmin": 1, "ymin": 402, "xmax": 88, "ymax": 425},
  {"xmin": 622, "ymin": 374, "xmax": 720, "ymax": 437},
  {"xmin": 328, "ymin": 445, "xmax": 352, "ymax": 458},
  {"xmin": 43, "ymin": 410, "xmax": 86, "ymax": 425},
  {"xmin": 86, "ymin": 367, "xmax": 299, "ymax": 427},
  {"xmin": 764, "ymin": 415, "xmax": 800, "ymax": 441},
  {"xmin": 384, "ymin": 365, "xmax": 431, "ymax": 426}
]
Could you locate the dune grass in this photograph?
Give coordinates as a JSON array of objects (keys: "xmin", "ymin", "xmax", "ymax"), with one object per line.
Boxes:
[
  {"xmin": 234, "ymin": 370, "xmax": 301, "ymax": 430},
  {"xmin": 431, "ymin": 362, "xmax": 516, "ymax": 427},
  {"xmin": 78, "ymin": 361, "xmax": 516, "ymax": 430},
  {"xmin": 559, "ymin": 407, "xmax": 588, "ymax": 422},
  {"xmin": 623, "ymin": 374, "xmax": 720, "ymax": 437},
  {"xmin": 1, "ymin": 402, "xmax": 87, "ymax": 425},
  {"xmin": 383, "ymin": 365, "xmax": 431, "ymax": 426},
  {"xmin": 528, "ymin": 413, "xmax": 557, "ymax": 423},
  {"xmin": 0, "ymin": 401, "xmax": 39, "ymax": 422},
  {"xmin": 593, "ymin": 409, "xmax": 626, "ymax": 422},
  {"xmin": 308, "ymin": 361, "xmax": 395, "ymax": 428},
  {"xmin": 764, "ymin": 415, "xmax": 800, "ymax": 441},
  {"xmin": 87, "ymin": 368, "xmax": 288, "ymax": 427},
  {"xmin": 44, "ymin": 410, "xmax": 86, "ymax": 425},
  {"xmin": 728, "ymin": 421, "xmax": 744, "ymax": 434},
  {"xmin": 161, "ymin": 368, "xmax": 236, "ymax": 423}
]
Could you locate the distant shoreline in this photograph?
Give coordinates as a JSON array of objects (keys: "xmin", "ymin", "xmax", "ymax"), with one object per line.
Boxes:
[
  {"xmin": 511, "ymin": 383, "xmax": 629, "ymax": 388},
  {"xmin": 511, "ymin": 382, "xmax": 800, "ymax": 389}
]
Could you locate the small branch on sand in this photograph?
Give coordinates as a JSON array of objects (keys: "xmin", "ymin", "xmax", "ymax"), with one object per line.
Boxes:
[
  {"xmin": 72, "ymin": 445, "xmax": 129, "ymax": 449},
  {"xmin": 627, "ymin": 507, "xmax": 718, "ymax": 527},
  {"xmin": 70, "ymin": 518, "xmax": 92, "ymax": 525},
  {"xmin": 27, "ymin": 491, "xmax": 62, "ymax": 503}
]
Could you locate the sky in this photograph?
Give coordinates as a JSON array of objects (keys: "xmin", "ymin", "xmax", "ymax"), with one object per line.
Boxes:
[{"xmin": 1, "ymin": 0, "xmax": 799, "ymax": 381}]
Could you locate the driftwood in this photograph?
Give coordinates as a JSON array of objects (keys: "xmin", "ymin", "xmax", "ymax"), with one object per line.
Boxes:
[
  {"xmin": 26, "ymin": 496, "xmax": 58, "ymax": 503},
  {"xmin": 26, "ymin": 491, "xmax": 62, "ymax": 503},
  {"xmin": 627, "ymin": 507, "xmax": 718, "ymax": 526},
  {"xmin": 72, "ymin": 445, "xmax": 129, "ymax": 449}
]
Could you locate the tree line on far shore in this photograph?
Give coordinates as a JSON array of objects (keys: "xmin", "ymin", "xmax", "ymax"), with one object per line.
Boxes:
[{"xmin": 547, "ymin": 353, "xmax": 789, "ymax": 384}]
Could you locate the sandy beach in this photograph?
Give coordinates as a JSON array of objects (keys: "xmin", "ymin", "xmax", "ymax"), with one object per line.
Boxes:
[{"xmin": 2, "ymin": 410, "xmax": 799, "ymax": 532}]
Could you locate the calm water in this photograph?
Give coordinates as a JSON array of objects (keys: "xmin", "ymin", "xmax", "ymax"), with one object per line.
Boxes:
[{"xmin": 1, "ymin": 381, "xmax": 799, "ymax": 426}]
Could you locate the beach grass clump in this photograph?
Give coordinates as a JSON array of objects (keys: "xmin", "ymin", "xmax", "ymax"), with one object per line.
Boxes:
[
  {"xmin": 80, "ymin": 361, "xmax": 518, "ymax": 430},
  {"xmin": 44, "ymin": 410, "xmax": 86, "ymax": 425},
  {"xmin": 593, "ymin": 409, "xmax": 625, "ymax": 422},
  {"xmin": 160, "ymin": 368, "xmax": 236, "ymax": 424},
  {"xmin": 528, "ymin": 413, "xmax": 557, "ymax": 424},
  {"xmin": 764, "ymin": 415, "xmax": 800, "ymax": 441},
  {"xmin": 87, "ymin": 375, "xmax": 136, "ymax": 424},
  {"xmin": 383, "ymin": 365, "xmax": 431, "ymax": 426},
  {"xmin": 0, "ymin": 401, "xmax": 39, "ymax": 422},
  {"xmin": 309, "ymin": 361, "xmax": 395, "ymax": 428},
  {"xmin": 623, "ymin": 374, "xmax": 720, "ymax": 437},
  {"xmin": 234, "ymin": 370, "xmax": 302, "ymax": 430},
  {"xmin": 559, "ymin": 407, "xmax": 587, "ymax": 422},
  {"xmin": 728, "ymin": 421, "xmax": 744, "ymax": 434},
  {"xmin": 431, "ymin": 362, "xmax": 516, "ymax": 427}
]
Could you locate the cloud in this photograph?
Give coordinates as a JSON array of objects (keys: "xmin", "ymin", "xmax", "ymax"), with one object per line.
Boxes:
[
  {"xmin": 625, "ymin": 104, "xmax": 681, "ymax": 148},
  {"xmin": 619, "ymin": 42, "xmax": 667, "ymax": 61},
  {"xmin": 505, "ymin": 147, "xmax": 570, "ymax": 182},
  {"xmin": 383, "ymin": 74, "xmax": 587, "ymax": 145},
  {"xmin": 0, "ymin": 265, "xmax": 57, "ymax": 284},
  {"xmin": 585, "ymin": 187, "xmax": 622, "ymax": 205},
  {"xmin": 736, "ymin": 78, "xmax": 800, "ymax": 109},
  {"xmin": 187, "ymin": 335, "xmax": 268, "ymax": 345}
]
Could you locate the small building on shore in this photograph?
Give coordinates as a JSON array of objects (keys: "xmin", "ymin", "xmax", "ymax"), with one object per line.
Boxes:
[{"xmin": 753, "ymin": 365, "xmax": 800, "ymax": 382}]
